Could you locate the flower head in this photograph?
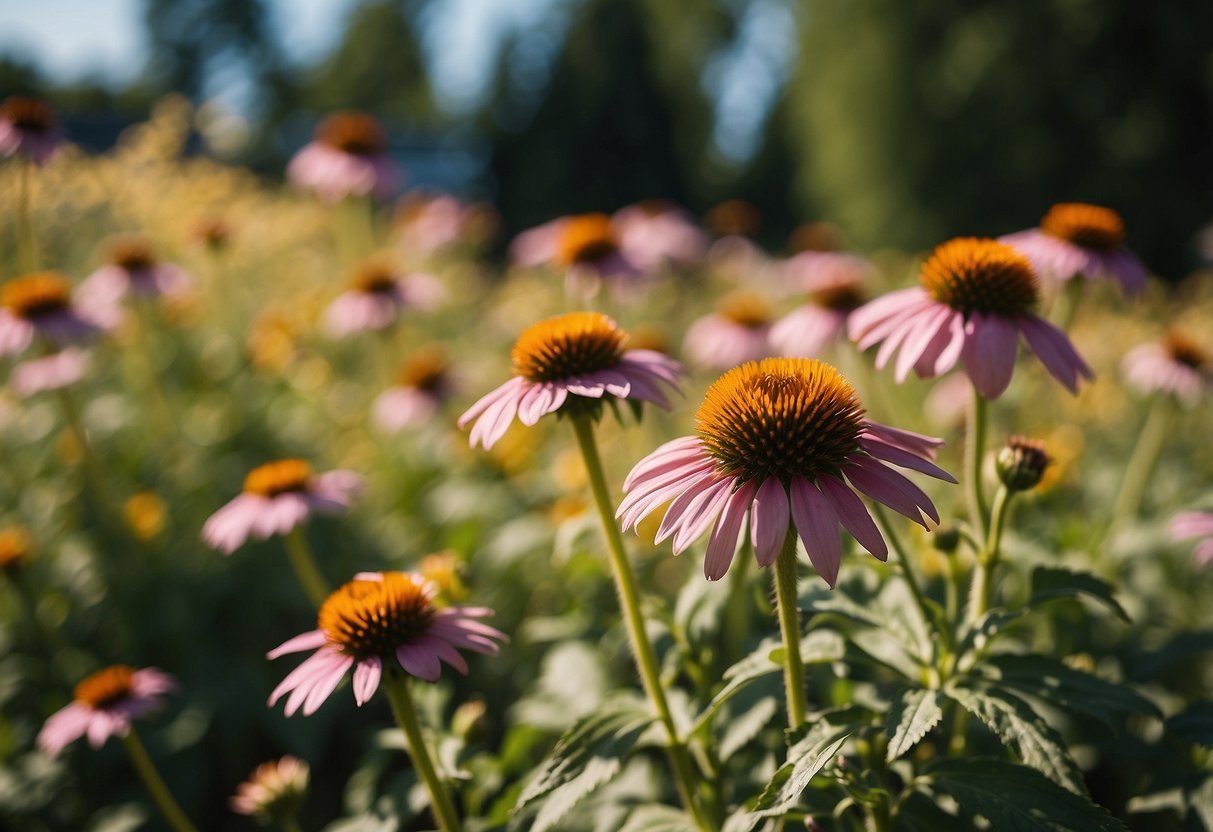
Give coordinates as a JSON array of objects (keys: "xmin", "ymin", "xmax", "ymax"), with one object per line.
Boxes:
[
  {"xmin": 0, "ymin": 96, "xmax": 62, "ymax": 165},
  {"xmin": 287, "ymin": 111, "xmax": 400, "ymax": 202},
  {"xmin": 266, "ymin": 572, "xmax": 505, "ymax": 716},
  {"xmin": 202, "ymin": 460, "xmax": 364, "ymax": 554},
  {"xmin": 37, "ymin": 666, "xmax": 177, "ymax": 756},
  {"xmin": 394, "ymin": 193, "xmax": 499, "ymax": 254},
  {"xmin": 510, "ymin": 215, "xmax": 645, "ymax": 295},
  {"xmin": 0, "ymin": 272, "xmax": 109, "ymax": 357},
  {"xmin": 230, "ymin": 756, "xmax": 310, "ymax": 823},
  {"xmin": 1000, "ymin": 203, "xmax": 1147, "ymax": 296},
  {"xmin": 1173, "ymin": 512, "xmax": 1213, "ymax": 567},
  {"xmin": 0, "ymin": 526, "xmax": 32, "ymax": 573},
  {"xmin": 772, "ymin": 253, "xmax": 871, "ymax": 357},
  {"xmin": 618, "ymin": 358, "xmax": 955, "ymax": 585},
  {"xmin": 611, "ymin": 200, "xmax": 707, "ymax": 270},
  {"xmin": 683, "ymin": 292, "xmax": 776, "ymax": 370},
  {"xmin": 847, "ymin": 238, "xmax": 1093, "ymax": 399},
  {"xmin": 995, "ymin": 436, "xmax": 1051, "ymax": 491},
  {"xmin": 79, "ymin": 235, "xmax": 194, "ymax": 306},
  {"xmin": 373, "ymin": 346, "xmax": 452, "ymax": 433},
  {"xmin": 459, "ymin": 312, "xmax": 683, "ymax": 450},
  {"xmin": 323, "ymin": 259, "xmax": 444, "ymax": 338},
  {"xmin": 1123, "ymin": 330, "xmax": 1211, "ymax": 407}
]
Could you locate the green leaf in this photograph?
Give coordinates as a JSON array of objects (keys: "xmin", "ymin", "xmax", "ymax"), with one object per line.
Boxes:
[
  {"xmin": 924, "ymin": 758, "xmax": 1126, "ymax": 831},
  {"xmin": 719, "ymin": 696, "xmax": 779, "ymax": 761},
  {"xmin": 897, "ymin": 791, "xmax": 971, "ymax": 832},
  {"xmin": 1188, "ymin": 775, "xmax": 1213, "ymax": 830},
  {"xmin": 673, "ymin": 572, "xmax": 730, "ymax": 646},
  {"xmin": 978, "ymin": 653, "xmax": 1160, "ymax": 729},
  {"xmin": 739, "ymin": 718, "xmax": 851, "ymax": 830},
  {"xmin": 953, "ymin": 609, "xmax": 1025, "ymax": 665},
  {"xmin": 512, "ymin": 697, "xmax": 655, "ymax": 832},
  {"xmin": 1166, "ymin": 700, "xmax": 1213, "ymax": 746},
  {"xmin": 945, "ymin": 681, "xmax": 1087, "ymax": 794},
  {"xmin": 1028, "ymin": 566, "xmax": 1129, "ymax": 623},
  {"xmin": 618, "ymin": 805, "xmax": 699, "ymax": 832},
  {"xmin": 692, "ymin": 631, "xmax": 844, "ymax": 733},
  {"xmin": 885, "ymin": 688, "xmax": 944, "ymax": 761}
]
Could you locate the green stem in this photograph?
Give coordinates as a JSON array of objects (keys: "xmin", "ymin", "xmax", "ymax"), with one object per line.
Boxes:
[
  {"xmin": 281, "ymin": 528, "xmax": 331, "ymax": 608},
  {"xmin": 382, "ymin": 673, "xmax": 462, "ymax": 832},
  {"xmin": 1108, "ymin": 395, "xmax": 1173, "ymax": 531},
  {"xmin": 120, "ymin": 728, "xmax": 199, "ymax": 832},
  {"xmin": 872, "ymin": 504, "xmax": 946, "ymax": 676},
  {"xmin": 964, "ymin": 387, "xmax": 989, "ymax": 541},
  {"xmin": 570, "ymin": 415, "xmax": 713, "ymax": 830},
  {"xmin": 773, "ymin": 528, "xmax": 807, "ymax": 731},
  {"xmin": 965, "ymin": 486, "xmax": 1012, "ymax": 627}
]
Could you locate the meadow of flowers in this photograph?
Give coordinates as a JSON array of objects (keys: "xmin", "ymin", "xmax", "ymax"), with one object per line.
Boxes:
[{"xmin": 2, "ymin": 97, "xmax": 1212, "ymax": 832}]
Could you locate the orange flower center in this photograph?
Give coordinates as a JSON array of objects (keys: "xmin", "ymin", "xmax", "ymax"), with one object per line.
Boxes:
[
  {"xmin": 717, "ymin": 293, "xmax": 773, "ymax": 328},
  {"xmin": 556, "ymin": 214, "xmax": 618, "ymax": 266},
  {"xmin": 0, "ymin": 528, "xmax": 31, "ymax": 570},
  {"xmin": 398, "ymin": 348, "xmax": 448, "ymax": 391},
  {"xmin": 1, "ymin": 97, "xmax": 55, "ymax": 133},
  {"xmin": 74, "ymin": 665, "xmax": 135, "ymax": 709},
  {"xmin": 511, "ymin": 311, "xmax": 628, "ymax": 383},
  {"xmin": 1163, "ymin": 331, "xmax": 1209, "ymax": 370},
  {"xmin": 705, "ymin": 199, "xmax": 761, "ymax": 237},
  {"xmin": 319, "ymin": 573, "xmax": 436, "ymax": 660},
  {"xmin": 244, "ymin": 460, "xmax": 313, "ymax": 497},
  {"xmin": 696, "ymin": 358, "xmax": 865, "ymax": 484},
  {"xmin": 351, "ymin": 262, "xmax": 398, "ymax": 294},
  {"xmin": 108, "ymin": 237, "xmax": 157, "ymax": 271},
  {"xmin": 788, "ymin": 222, "xmax": 844, "ymax": 253},
  {"xmin": 1040, "ymin": 203, "xmax": 1125, "ymax": 250},
  {"xmin": 316, "ymin": 112, "xmax": 387, "ymax": 156},
  {"xmin": 920, "ymin": 238, "xmax": 1038, "ymax": 317},
  {"xmin": 2, "ymin": 272, "xmax": 73, "ymax": 319},
  {"xmin": 811, "ymin": 282, "xmax": 866, "ymax": 311}
]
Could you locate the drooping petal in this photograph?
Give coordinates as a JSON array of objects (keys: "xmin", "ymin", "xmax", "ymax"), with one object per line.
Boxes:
[
  {"xmin": 750, "ymin": 477, "xmax": 791, "ymax": 567},
  {"xmin": 789, "ymin": 477, "xmax": 842, "ymax": 587},
  {"xmin": 1017, "ymin": 315, "xmax": 1093, "ymax": 394},
  {"xmin": 962, "ymin": 313, "xmax": 1019, "ymax": 399},
  {"xmin": 352, "ymin": 657, "xmax": 383, "ymax": 706},
  {"xmin": 817, "ymin": 475, "xmax": 887, "ymax": 561},
  {"xmin": 704, "ymin": 481, "xmax": 757, "ymax": 580}
]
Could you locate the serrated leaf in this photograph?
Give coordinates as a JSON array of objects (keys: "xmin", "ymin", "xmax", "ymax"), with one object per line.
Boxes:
[
  {"xmin": 1028, "ymin": 566, "xmax": 1129, "ymax": 622},
  {"xmin": 618, "ymin": 805, "xmax": 699, "ymax": 832},
  {"xmin": 955, "ymin": 609, "xmax": 1025, "ymax": 660},
  {"xmin": 885, "ymin": 688, "xmax": 944, "ymax": 761},
  {"xmin": 691, "ymin": 631, "xmax": 845, "ymax": 733},
  {"xmin": 945, "ymin": 681, "xmax": 1087, "ymax": 794},
  {"xmin": 512, "ymin": 697, "xmax": 655, "ymax": 832},
  {"xmin": 1166, "ymin": 700, "xmax": 1213, "ymax": 746},
  {"xmin": 740, "ymin": 718, "xmax": 851, "ymax": 830},
  {"xmin": 719, "ymin": 696, "xmax": 779, "ymax": 761},
  {"xmin": 978, "ymin": 653, "xmax": 1160, "ymax": 729}
]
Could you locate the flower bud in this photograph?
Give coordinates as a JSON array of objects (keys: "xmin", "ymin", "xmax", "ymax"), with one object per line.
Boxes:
[
  {"xmin": 996, "ymin": 436, "xmax": 1051, "ymax": 492},
  {"xmin": 932, "ymin": 526, "xmax": 961, "ymax": 553},
  {"xmin": 230, "ymin": 756, "xmax": 309, "ymax": 824}
]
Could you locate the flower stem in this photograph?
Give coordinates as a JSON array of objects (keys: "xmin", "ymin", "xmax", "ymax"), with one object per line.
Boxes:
[
  {"xmin": 964, "ymin": 387, "xmax": 989, "ymax": 540},
  {"xmin": 570, "ymin": 414, "xmax": 713, "ymax": 830},
  {"xmin": 965, "ymin": 485, "xmax": 1012, "ymax": 627},
  {"xmin": 773, "ymin": 527, "xmax": 807, "ymax": 731},
  {"xmin": 281, "ymin": 528, "xmax": 331, "ymax": 608},
  {"xmin": 1108, "ymin": 395, "xmax": 1173, "ymax": 533},
  {"xmin": 382, "ymin": 673, "xmax": 462, "ymax": 832},
  {"xmin": 120, "ymin": 728, "xmax": 199, "ymax": 832}
]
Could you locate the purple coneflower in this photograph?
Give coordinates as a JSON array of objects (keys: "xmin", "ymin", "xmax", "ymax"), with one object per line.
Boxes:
[
  {"xmin": 771, "ymin": 256, "xmax": 870, "ymax": 357},
  {"xmin": 80, "ymin": 236, "xmax": 193, "ymax": 306},
  {"xmin": 1001, "ymin": 203, "xmax": 1147, "ymax": 296},
  {"xmin": 9, "ymin": 348, "xmax": 90, "ymax": 397},
  {"xmin": 287, "ymin": 111, "xmax": 400, "ymax": 202},
  {"xmin": 230, "ymin": 756, "xmax": 310, "ymax": 822},
  {"xmin": 511, "ymin": 213, "xmax": 644, "ymax": 294},
  {"xmin": 458, "ymin": 311, "xmax": 683, "ymax": 450},
  {"xmin": 0, "ymin": 97, "xmax": 62, "ymax": 165},
  {"xmin": 395, "ymin": 192, "xmax": 498, "ymax": 255},
  {"xmin": 202, "ymin": 460, "xmax": 363, "ymax": 554},
  {"xmin": 618, "ymin": 357, "xmax": 955, "ymax": 585},
  {"xmin": 1172, "ymin": 512, "xmax": 1213, "ymax": 567},
  {"xmin": 611, "ymin": 200, "xmax": 707, "ymax": 271},
  {"xmin": 1123, "ymin": 331, "xmax": 1211, "ymax": 407},
  {"xmin": 267, "ymin": 571, "xmax": 505, "ymax": 716},
  {"xmin": 0, "ymin": 272, "xmax": 109, "ymax": 357},
  {"xmin": 37, "ymin": 666, "xmax": 176, "ymax": 756},
  {"xmin": 847, "ymin": 238, "xmax": 1093, "ymax": 399},
  {"xmin": 373, "ymin": 347, "xmax": 451, "ymax": 433},
  {"xmin": 323, "ymin": 259, "xmax": 444, "ymax": 338},
  {"xmin": 683, "ymin": 292, "xmax": 776, "ymax": 370}
]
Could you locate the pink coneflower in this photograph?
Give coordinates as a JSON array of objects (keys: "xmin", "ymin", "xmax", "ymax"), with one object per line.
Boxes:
[
  {"xmin": 1172, "ymin": 512, "xmax": 1213, "ymax": 567},
  {"xmin": 9, "ymin": 348, "xmax": 90, "ymax": 397},
  {"xmin": 847, "ymin": 238, "xmax": 1092, "ymax": 400},
  {"xmin": 230, "ymin": 756, "xmax": 310, "ymax": 821},
  {"xmin": 37, "ymin": 666, "xmax": 177, "ymax": 756},
  {"xmin": 373, "ymin": 347, "xmax": 451, "ymax": 433},
  {"xmin": 267, "ymin": 571, "xmax": 505, "ymax": 716},
  {"xmin": 395, "ymin": 193, "xmax": 498, "ymax": 255},
  {"xmin": 459, "ymin": 312, "xmax": 683, "ymax": 450},
  {"xmin": 79, "ymin": 236, "xmax": 194, "ymax": 306},
  {"xmin": 1123, "ymin": 331, "xmax": 1211, "ymax": 407},
  {"xmin": 771, "ymin": 256, "xmax": 870, "ymax": 357},
  {"xmin": 202, "ymin": 460, "xmax": 364, "ymax": 554},
  {"xmin": 287, "ymin": 111, "xmax": 400, "ymax": 202},
  {"xmin": 611, "ymin": 200, "xmax": 708, "ymax": 271},
  {"xmin": 323, "ymin": 259, "xmax": 444, "ymax": 338},
  {"xmin": 0, "ymin": 97, "xmax": 62, "ymax": 165},
  {"xmin": 0, "ymin": 272, "xmax": 109, "ymax": 357},
  {"xmin": 683, "ymin": 292, "xmax": 776, "ymax": 370},
  {"xmin": 1001, "ymin": 203, "xmax": 1147, "ymax": 296},
  {"xmin": 618, "ymin": 358, "xmax": 955, "ymax": 584},
  {"xmin": 510, "ymin": 213, "xmax": 644, "ymax": 293}
]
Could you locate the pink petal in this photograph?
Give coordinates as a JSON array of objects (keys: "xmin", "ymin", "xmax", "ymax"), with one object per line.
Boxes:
[
  {"xmin": 704, "ymin": 481, "xmax": 757, "ymax": 580},
  {"xmin": 268, "ymin": 630, "xmax": 329, "ymax": 659},
  {"xmin": 817, "ymin": 475, "xmax": 888, "ymax": 560},
  {"xmin": 352, "ymin": 657, "xmax": 383, "ymax": 706},
  {"xmin": 750, "ymin": 477, "xmax": 790, "ymax": 567},
  {"xmin": 962, "ymin": 313, "xmax": 1019, "ymax": 399},
  {"xmin": 789, "ymin": 477, "xmax": 842, "ymax": 588}
]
